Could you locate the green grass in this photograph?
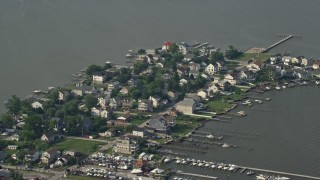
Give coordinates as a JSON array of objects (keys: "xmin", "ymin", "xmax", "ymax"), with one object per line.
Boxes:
[
  {"xmin": 237, "ymin": 53, "xmax": 271, "ymax": 62},
  {"xmin": 131, "ymin": 117, "xmax": 148, "ymax": 126},
  {"xmin": 51, "ymin": 139, "xmax": 104, "ymax": 155},
  {"xmin": 223, "ymin": 93, "xmax": 245, "ymax": 102},
  {"xmin": 225, "ymin": 61, "xmax": 240, "ymax": 70},
  {"xmin": 206, "ymin": 101, "xmax": 234, "ymax": 114},
  {"xmin": 171, "ymin": 117, "xmax": 199, "ymax": 138}
]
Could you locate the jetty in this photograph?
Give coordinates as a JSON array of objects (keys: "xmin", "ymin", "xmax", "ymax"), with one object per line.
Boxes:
[
  {"xmin": 176, "ymin": 171, "xmax": 218, "ymax": 179},
  {"xmin": 262, "ymin": 35, "xmax": 293, "ymax": 53}
]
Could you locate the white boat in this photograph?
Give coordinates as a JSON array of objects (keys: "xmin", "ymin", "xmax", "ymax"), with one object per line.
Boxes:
[
  {"xmin": 246, "ymin": 171, "xmax": 255, "ymax": 175},
  {"xmin": 265, "ymin": 86, "xmax": 270, "ymax": 90},
  {"xmin": 254, "ymin": 99, "xmax": 263, "ymax": 104},
  {"xmin": 223, "ymin": 166, "xmax": 229, "ymax": 170},
  {"xmin": 131, "ymin": 169, "xmax": 143, "ymax": 174},
  {"xmin": 217, "ymin": 165, "xmax": 223, "ymax": 169},
  {"xmin": 204, "ymin": 163, "xmax": 211, "ymax": 167},
  {"xmin": 275, "ymin": 86, "xmax": 281, "ymax": 90},
  {"xmin": 164, "ymin": 158, "xmax": 171, "ymax": 163},
  {"xmin": 210, "ymin": 164, "xmax": 216, "ymax": 168},
  {"xmin": 175, "ymin": 159, "xmax": 181, "ymax": 164},
  {"xmin": 191, "ymin": 162, "xmax": 197, "ymax": 166},
  {"xmin": 316, "ymin": 81, "xmax": 320, "ymax": 85},
  {"xmin": 206, "ymin": 134, "xmax": 214, "ymax": 139},
  {"xmin": 33, "ymin": 89, "xmax": 42, "ymax": 93},
  {"xmin": 197, "ymin": 163, "xmax": 203, "ymax": 167},
  {"xmin": 222, "ymin": 143, "xmax": 230, "ymax": 148},
  {"xmin": 282, "ymin": 85, "xmax": 286, "ymax": 89},
  {"xmin": 242, "ymin": 100, "xmax": 251, "ymax": 105},
  {"xmin": 274, "ymin": 176, "xmax": 290, "ymax": 180},
  {"xmin": 237, "ymin": 111, "xmax": 247, "ymax": 116}
]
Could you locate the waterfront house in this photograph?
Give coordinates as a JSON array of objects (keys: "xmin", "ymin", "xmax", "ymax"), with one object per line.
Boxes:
[
  {"xmin": 197, "ymin": 90, "xmax": 210, "ymax": 99},
  {"xmin": 179, "ymin": 43, "xmax": 188, "ymax": 54},
  {"xmin": 91, "ymin": 106, "xmax": 111, "ymax": 118},
  {"xmin": 175, "ymin": 97, "xmax": 196, "ymax": 114},
  {"xmin": 313, "ymin": 60, "xmax": 320, "ymax": 69},
  {"xmin": 31, "ymin": 101, "xmax": 43, "ymax": 110},
  {"xmin": 138, "ymin": 99, "xmax": 153, "ymax": 112},
  {"xmin": 224, "ymin": 74, "xmax": 237, "ymax": 85},
  {"xmin": 58, "ymin": 91, "xmax": 69, "ymax": 102},
  {"xmin": 108, "ymin": 81, "xmax": 120, "ymax": 92},
  {"xmin": 205, "ymin": 63, "xmax": 218, "ymax": 75},
  {"xmin": 301, "ymin": 57, "xmax": 313, "ymax": 66},
  {"xmin": 92, "ymin": 71, "xmax": 107, "ymax": 84},
  {"xmin": 72, "ymin": 86, "xmax": 97, "ymax": 96},
  {"xmin": 115, "ymin": 137, "xmax": 139, "ymax": 155},
  {"xmin": 162, "ymin": 41, "xmax": 171, "ymax": 51},
  {"xmin": 146, "ymin": 49, "xmax": 156, "ymax": 56},
  {"xmin": 109, "ymin": 97, "xmax": 121, "ymax": 109},
  {"xmin": 41, "ymin": 148, "xmax": 60, "ymax": 164},
  {"xmin": 132, "ymin": 127, "xmax": 147, "ymax": 138},
  {"xmin": 146, "ymin": 115, "xmax": 169, "ymax": 132}
]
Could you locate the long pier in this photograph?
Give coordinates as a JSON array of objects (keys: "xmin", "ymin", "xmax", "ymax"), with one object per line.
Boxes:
[
  {"xmin": 240, "ymin": 165, "xmax": 320, "ymax": 180},
  {"xmin": 262, "ymin": 35, "xmax": 293, "ymax": 53},
  {"xmin": 176, "ymin": 172, "xmax": 218, "ymax": 179}
]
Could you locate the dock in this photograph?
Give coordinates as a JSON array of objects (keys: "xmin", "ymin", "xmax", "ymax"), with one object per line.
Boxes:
[
  {"xmin": 262, "ymin": 35, "xmax": 293, "ymax": 53},
  {"xmin": 240, "ymin": 165, "xmax": 320, "ymax": 180},
  {"xmin": 176, "ymin": 171, "xmax": 218, "ymax": 179}
]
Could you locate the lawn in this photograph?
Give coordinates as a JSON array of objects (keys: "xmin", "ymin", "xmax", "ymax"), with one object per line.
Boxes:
[
  {"xmin": 206, "ymin": 101, "xmax": 234, "ymax": 114},
  {"xmin": 237, "ymin": 53, "xmax": 271, "ymax": 62},
  {"xmin": 66, "ymin": 175, "xmax": 100, "ymax": 180},
  {"xmin": 223, "ymin": 93, "xmax": 245, "ymax": 102},
  {"xmin": 131, "ymin": 116, "xmax": 148, "ymax": 126},
  {"xmin": 171, "ymin": 117, "xmax": 200, "ymax": 138},
  {"xmin": 52, "ymin": 139, "xmax": 104, "ymax": 155}
]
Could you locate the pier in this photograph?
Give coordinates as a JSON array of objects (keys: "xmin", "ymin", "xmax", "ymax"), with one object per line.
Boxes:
[
  {"xmin": 239, "ymin": 165, "xmax": 320, "ymax": 180},
  {"xmin": 176, "ymin": 171, "xmax": 218, "ymax": 179},
  {"xmin": 262, "ymin": 35, "xmax": 293, "ymax": 53}
]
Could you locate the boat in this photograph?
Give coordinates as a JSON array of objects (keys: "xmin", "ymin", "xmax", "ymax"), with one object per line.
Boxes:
[
  {"xmin": 204, "ymin": 163, "xmax": 211, "ymax": 167},
  {"xmin": 197, "ymin": 163, "xmax": 203, "ymax": 167},
  {"xmin": 274, "ymin": 176, "xmax": 290, "ymax": 180},
  {"xmin": 223, "ymin": 166, "xmax": 229, "ymax": 170},
  {"xmin": 222, "ymin": 143, "xmax": 230, "ymax": 148},
  {"xmin": 275, "ymin": 86, "xmax": 281, "ymax": 90},
  {"xmin": 33, "ymin": 89, "xmax": 42, "ymax": 93},
  {"xmin": 288, "ymin": 83, "xmax": 295, "ymax": 87},
  {"xmin": 246, "ymin": 171, "xmax": 255, "ymax": 175},
  {"xmin": 265, "ymin": 97, "xmax": 271, "ymax": 101},
  {"xmin": 206, "ymin": 134, "xmax": 214, "ymax": 139},
  {"xmin": 237, "ymin": 111, "xmax": 247, "ymax": 116},
  {"xmin": 316, "ymin": 81, "xmax": 320, "ymax": 85},
  {"xmin": 242, "ymin": 100, "xmax": 251, "ymax": 105},
  {"xmin": 282, "ymin": 85, "xmax": 286, "ymax": 89},
  {"xmin": 163, "ymin": 158, "xmax": 171, "ymax": 163},
  {"xmin": 265, "ymin": 86, "xmax": 270, "ymax": 90},
  {"xmin": 175, "ymin": 159, "xmax": 181, "ymax": 164},
  {"xmin": 254, "ymin": 99, "xmax": 263, "ymax": 104},
  {"xmin": 210, "ymin": 164, "xmax": 216, "ymax": 168}
]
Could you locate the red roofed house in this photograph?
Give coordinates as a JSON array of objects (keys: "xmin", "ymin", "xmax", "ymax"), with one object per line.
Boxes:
[{"xmin": 162, "ymin": 41, "xmax": 171, "ymax": 50}]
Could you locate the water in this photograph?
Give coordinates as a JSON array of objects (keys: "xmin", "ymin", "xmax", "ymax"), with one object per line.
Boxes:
[
  {"xmin": 0, "ymin": 1, "xmax": 320, "ymax": 177},
  {"xmin": 166, "ymin": 85, "xmax": 320, "ymax": 179},
  {"xmin": 1, "ymin": 0, "xmax": 320, "ymax": 112}
]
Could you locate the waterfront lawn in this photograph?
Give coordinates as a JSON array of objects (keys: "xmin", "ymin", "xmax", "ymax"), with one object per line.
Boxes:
[
  {"xmin": 171, "ymin": 116, "xmax": 200, "ymax": 138},
  {"xmin": 51, "ymin": 139, "xmax": 104, "ymax": 155},
  {"xmin": 237, "ymin": 53, "xmax": 271, "ymax": 62},
  {"xmin": 223, "ymin": 93, "xmax": 245, "ymax": 102},
  {"xmin": 206, "ymin": 101, "xmax": 233, "ymax": 114},
  {"xmin": 66, "ymin": 175, "xmax": 100, "ymax": 180},
  {"xmin": 131, "ymin": 116, "xmax": 148, "ymax": 126},
  {"xmin": 225, "ymin": 61, "xmax": 240, "ymax": 70}
]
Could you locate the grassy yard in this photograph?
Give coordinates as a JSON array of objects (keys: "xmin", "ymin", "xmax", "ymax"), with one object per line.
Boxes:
[
  {"xmin": 223, "ymin": 93, "xmax": 245, "ymax": 102},
  {"xmin": 51, "ymin": 139, "xmax": 104, "ymax": 155},
  {"xmin": 131, "ymin": 116, "xmax": 148, "ymax": 126},
  {"xmin": 171, "ymin": 117, "xmax": 200, "ymax": 138},
  {"xmin": 206, "ymin": 101, "xmax": 234, "ymax": 114},
  {"xmin": 65, "ymin": 175, "xmax": 100, "ymax": 180},
  {"xmin": 237, "ymin": 53, "xmax": 271, "ymax": 62}
]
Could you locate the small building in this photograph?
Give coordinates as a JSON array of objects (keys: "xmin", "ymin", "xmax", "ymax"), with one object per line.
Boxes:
[
  {"xmin": 116, "ymin": 113, "xmax": 132, "ymax": 123},
  {"xmin": 175, "ymin": 97, "xmax": 196, "ymax": 114},
  {"xmin": 41, "ymin": 148, "xmax": 60, "ymax": 164},
  {"xmin": 58, "ymin": 91, "xmax": 69, "ymax": 102},
  {"xmin": 109, "ymin": 97, "xmax": 121, "ymax": 109},
  {"xmin": 205, "ymin": 64, "xmax": 218, "ymax": 75},
  {"xmin": 149, "ymin": 96, "xmax": 161, "ymax": 108},
  {"xmin": 146, "ymin": 115, "xmax": 169, "ymax": 132},
  {"xmin": 99, "ymin": 128, "xmax": 117, "ymax": 137},
  {"xmin": 55, "ymin": 157, "xmax": 68, "ymax": 166},
  {"xmin": 41, "ymin": 133, "xmax": 62, "ymax": 143},
  {"xmin": 7, "ymin": 145, "xmax": 18, "ymax": 150},
  {"xmin": 119, "ymin": 87, "xmax": 129, "ymax": 95},
  {"xmin": 132, "ymin": 128, "xmax": 147, "ymax": 138},
  {"xmin": 92, "ymin": 71, "xmax": 107, "ymax": 84},
  {"xmin": 72, "ymin": 86, "xmax": 97, "ymax": 96},
  {"xmin": 167, "ymin": 91, "xmax": 179, "ymax": 102},
  {"xmin": 31, "ymin": 101, "xmax": 43, "ymax": 109},
  {"xmin": 138, "ymin": 100, "xmax": 153, "ymax": 112},
  {"xmin": 108, "ymin": 81, "xmax": 120, "ymax": 92},
  {"xmin": 115, "ymin": 137, "xmax": 139, "ymax": 155},
  {"xmin": 25, "ymin": 150, "xmax": 40, "ymax": 162},
  {"xmin": 313, "ymin": 60, "xmax": 320, "ymax": 69}
]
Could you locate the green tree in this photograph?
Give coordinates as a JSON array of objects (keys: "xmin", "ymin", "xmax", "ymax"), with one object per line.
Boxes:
[
  {"xmin": 84, "ymin": 95, "xmax": 98, "ymax": 110},
  {"xmin": 168, "ymin": 43, "xmax": 179, "ymax": 54},
  {"xmin": 20, "ymin": 115, "xmax": 44, "ymax": 140},
  {"xmin": 137, "ymin": 49, "xmax": 146, "ymax": 55},
  {"xmin": 225, "ymin": 45, "xmax": 243, "ymax": 59},
  {"xmin": 86, "ymin": 65, "xmax": 103, "ymax": 76},
  {"xmin": 64, "ymin": 115, "xmax": 83, "ymax": 136},
  {"xmin": 0, "ymin": 113, "xmax": 15, "ymax": 128},
  {"xmin": 133, "ymin": 62, "xmax": 148, "ymax": 74},
  {"xmin": 129, "ymin": 87, "xmax": 141, "ymax": 99},
  {"xmin": 210, "ymin": 51, "xmax": 224, "ymax": 62},
  {"xmin": 5, "ymin": 95, "xmax": 21, "ymax": 114},
  {"xmin": 61, "ymin": 99, "xmax": 79, "ymax": 115}
]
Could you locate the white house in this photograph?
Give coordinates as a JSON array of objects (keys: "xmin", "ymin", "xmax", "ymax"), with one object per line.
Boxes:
[
  {"xmin": 179, "ymin": 79, "xmax": 188, "ymax": 86},
  {"xmin": 162, "ymin": 41, "xmax": 171, "ymax": 50},
  {"xmin": 205, "ymin": 64, "xmax": 217, "ymax": 75},
  {"xmin": 31, "ymin": 101, "xmax": 43, "ymax": 109},
  {"xmin": 197, "ymin": 90, "xmax": 209, "ymax": 99},
  {"xmin": 92, "ymin": 72, "xmax": 107, "ymax": 84},
  {"xmin": 149, "ymin": 96, "xmax": 161, "ymax": 108},
  {"xmin": 58, "ymin": 91, "xmax": 69, "ymax": 102},
  {"xmin": 207, "ymin": 83, "xmax": 219, "ymax": 93},
  {"xmin": 313, "ymin": 60, "xmax": 320, "ymax": 69}
]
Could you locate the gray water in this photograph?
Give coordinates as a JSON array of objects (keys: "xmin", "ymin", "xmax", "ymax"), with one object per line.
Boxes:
[
  {"xmin": 167, "ymin": 85, "xmax": 320, "ymax": 179},
  {"xmin": 1, "ymin": 0, "xmax": 320, "ymax": 112},
  {"xmin": 0, "ymin": 1, "xmax": 320, "ymax": 178}
]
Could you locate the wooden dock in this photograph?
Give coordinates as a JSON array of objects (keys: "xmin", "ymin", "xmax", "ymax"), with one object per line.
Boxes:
[
  {"xmin": 176, "ymin": 171, "xmax": 218, "ymax": 179},
  {"xmin": 262, "ymin": 35, "xmax": 293, "ymax": 53}
]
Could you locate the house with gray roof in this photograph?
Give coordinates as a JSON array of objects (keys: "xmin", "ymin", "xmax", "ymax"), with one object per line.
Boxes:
[
  {"xmin": 146, "ymin": 115, "xmax": 169, "ymax": 132},
  {"xmin": 175, "ymin": 97, "xmax": 196, "ymax": 114}
]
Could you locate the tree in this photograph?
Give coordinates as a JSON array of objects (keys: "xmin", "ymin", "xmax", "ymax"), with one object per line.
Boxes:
[
  {"xmin": 168, "ymin": 43, "xmax": 179, "ymax": 54},
  {"xmin": 225, "ymin": 45, "xmax": 243, "ymax": 59},
  {"xmin": 64, "ymin": 115, "xmax": 83, "ymax": 136},
  {"xmin": 210, "ymin": 51, "xmax": 224, "ymax": 63},
  {"xmin": 5, "ymin": 95, "xmax": 21, "ymax": 114},
  {"xmin": 137, "ymin": 49, "xmax": 146, "ymax": 55},
  {"xmin": 86, "ymin": 65, "xmax": 103, "ymax": 76},
  {"xmin": 84, "ymin": 95, "xmax": 98, "ymax": 110},
  {"xmin": 20, "ymin": 115, "xmax": 44, "ymax": 140},
  {"xmin": 133, "ymin": 62, "xmax": 148, "ymax": 74},
  {"xmin": 129, "ymin": 87, "xmax": 141, "ymax": 99},
  {"xmin": 0, "ymin": 113, "xmax": 15, "ymax": 128},
  {"xmin": 172, "ymin": 52, "xmax": 184, "ymax": 62},
  {"xmin": 192, "ymin": 49, "xmax": 200, "ymax": 57}
]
